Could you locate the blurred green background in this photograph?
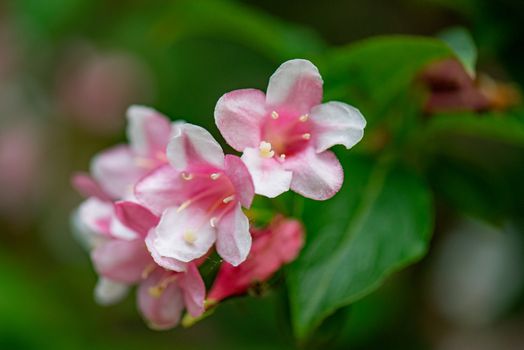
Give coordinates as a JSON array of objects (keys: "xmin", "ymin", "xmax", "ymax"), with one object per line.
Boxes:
[{"xmin": 1, "ymin": 0, "xmax": 524, "ymax": 349}]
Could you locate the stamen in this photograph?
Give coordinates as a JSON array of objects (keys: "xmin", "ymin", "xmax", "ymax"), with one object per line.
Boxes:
[
  {"xmin": 177, "ymin": 187, "xmax": 221, "ymax": 212},
  {"xmin": 223, "ymin": 195, "xmax": 235, "ymax": 204},
  {"xmin": 141, "ymin": 263, "xmax": 156, "ymax": 279},
  {"xmin": 299, "ymin": 114, "xmax": 309, "ymax": 122},
  {"xmin": 177, "ymin": 200, "xmax": 192, "ymax": 212},
  {"xmin": 302, "ymin": 133, "xmax": 311, "ymax": 140},
  {"xmin": 181, "ymin": 172, "xmax": 193, "ymax": 180},
  {"xmin": 279, "ymin": 154, "xmax": 286, "ymax": 160},
  {"xmin": 271, "ymin": 111, "xmax": 279, "ymax": 119},
  {"xmin": 148, "ymin": 275, "xmax": 179, "ymax": 298},
  {"xmin": 183, "ymin": 230, "xmax": 197, "ymax": 244},
  {"xmin": 259, "ymin": 141, "xmax": 275, "ymax": 158},
  {"xmin": 148, "ymin": 285, "xmax": 164, "ymax": 298},
  {"xmin": 159, "ymin": 275, "xmax": 178, "ymax": 289},
  {"xmin": 135, "ymin": 157, "xmax": 156, "ymax": 169},
  {"xmin": 210, "ymin": 217, "xmax": 217, "ymax": 227},
  {"xmin": 210, "ymin": 173, "xmax": 221, "ymax": 180}
]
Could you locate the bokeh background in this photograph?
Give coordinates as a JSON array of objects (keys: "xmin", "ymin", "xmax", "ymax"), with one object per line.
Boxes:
[{"xmin": 1, "ymin": 0, "xmax": 524, "ymax": 349}]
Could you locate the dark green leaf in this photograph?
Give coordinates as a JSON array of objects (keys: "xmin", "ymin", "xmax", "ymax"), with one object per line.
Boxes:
[
  {"xmin": 319, "ymin": 36, "xmax": 454, "ymax": 130},
  {"xmin": 287, "ymin": 156, "xmax": 434, "ymax": 338}
]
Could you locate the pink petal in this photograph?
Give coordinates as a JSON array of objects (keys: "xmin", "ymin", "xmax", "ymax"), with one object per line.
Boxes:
[
  {"xmin": 284, "ymin": 148, "xmax": 343, "ymax": 200},
  {"xmin": 267, "ymin": 217, "xmax": 304, "ymax": 263},
  {"xmin": 209, "ymin": 216, "xmax": 304, "ymax": 301},
  {"xmin": 154, "ymin": 207, "xmax": 216, "ymax": 263},
  {"xmin": 137, "ymin": 270, "xmax": 184, "ymax": 330},
  {"xmin": 266, "ymin": 59, "xmax": 323, "ymax": 114},
  {"xmin": 114, "ymin": 201, "xmax": 159, "ymax": 238},
  {"xmin": 166, "ymin": 123, "xmax": 224, "ymax": 171},
  {"xmin": 76, "ymin": 198, "xmax": 113, "ymax": 236},
  {"xmin": 127, "ymin": 105, "xmax": 172, "ymax": 157},
  {"xmin": 109, "ymin": 212, "xmax": 139, "ymax": 240},
  {"xmin": 134, "ymin": 165, "xmax": 184, "ymax": 215},
  {"xmin": 215, "ymin": 203, "xmax": 251, "ymax": 266},
  {"xmin": 145, "ymin": 230, "xmax": 187, "ymax": 272},
  {"xmin": 178, "ymin": 263, "xmax": 206, "ymax": 317},
  {"xmin": 91, "ymin": 145, "xmax": 144, "ymax": 199},
  {"xmin": 224, "ymin": 155, "xmax": 254, "ymax": 208},
  {"xmin": 240, "ymin": 147, "xmax": 292, "ymax": 198},
  {"xmin": 94, "ymin": 277, "xmax": 129, "ymax": 306},
  {"xmin": 214, "ymin": 89, "xmax": 266, "ymax": 151},
  {"xmin": 91, "ymin": 239, "xmax": 152, "ymax": 284},
  {"xmin": 71, "ymin": 172, "xmax": 111, "ymax": 201},
  {"xmin": 310, "ymin": 101, "xmax": 366, "ymax": 153}
]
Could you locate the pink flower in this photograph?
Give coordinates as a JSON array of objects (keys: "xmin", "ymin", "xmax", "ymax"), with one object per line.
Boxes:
[
  {"xmin": 84, "ymin": 201, "xmax": 206, "ymax": 330},
  {"xmin": 73, "ymin": 105, "xmax": 172, "ymax": 200},
  {"xmin": 135, "ymin": 122, "xmax": 255, "ymax": 267},
  {"xmin": 208, "ymin": 216, "xmax": 304, "ymax": 302},
  {"xmin": 215, "ymin": 59, "xmax": 366, "ymax": 200}
]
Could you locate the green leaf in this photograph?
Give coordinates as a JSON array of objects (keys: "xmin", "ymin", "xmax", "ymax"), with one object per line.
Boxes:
[
  {"xmin": 424, "ymin": 110, "xmax": 524, "ymax": 147},
  {"xmin": 319, "ymin": 36, "xmax": 454, "ymax": 130},
  {"xmin": 422, "ymin": 110, "xmax": 524, "ymax": 223},
  {"xmin": 153, "ymin": 0, "xmax": 326, "ymax": 62},
  {"xmin": 438, "ymin": 27, "xmax": 477, "ymax": 77},
  {"xmin": 287, "ymin": 156, "xmax": 434, "ymax": 339}
]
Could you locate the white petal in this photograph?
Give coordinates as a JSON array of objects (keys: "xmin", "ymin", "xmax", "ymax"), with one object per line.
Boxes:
[
  {"xmin": 91, "ymin": 145, "xmax": 143, "ymax": 199},
  {"xmin": 216, "ymin": 203, "xmax": 252, "ymax": 266},
  {"xmin": 214, "ymin": 89, "xmax": 266, "ymax": 151},
  {"xmin": 310, "ymin": 101, "xmax": 366, "ymax": 153},
  {"xmin": 167, "ymin": 123, "xmax": 224, "ymax": 170},
  {"xmin": 145, "ymin": 230, "xmax": 187, "ymax": 272},
  {"xmin": 241, "ymin": 147, "xmax": 292, "ymax": 198},
  {"xmin": 126, "ymin": 105, "xmax": 172, "ymax": 157},
  {"xmin": 94, "ymin": 277, "xmax": 129, "ymax": 306},
  {"xmin": 266, "ymin": 59, "xmax": 323, "ymax": 113},
  {"xmin": 110, "ymin": 213, "xmax": 139, "ymax": 240},
  {"xmin": 154, "ymin": 207, "xmax": 216, "ymax": 262},
  {"xmin": 284, "ymin": 148, "xmax": 343, "ymax": 200}
]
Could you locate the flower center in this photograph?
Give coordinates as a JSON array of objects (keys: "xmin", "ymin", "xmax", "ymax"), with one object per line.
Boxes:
[
  {"xmin": 260, "ymin": 109, "xmax": 312, "ymax": 158},
  {"xmin": 176, "ymin": 169, "xmax": 237, "ymax": 234}
]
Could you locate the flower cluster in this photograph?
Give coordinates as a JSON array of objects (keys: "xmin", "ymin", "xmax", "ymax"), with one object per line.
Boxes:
[{"xmin": 72, "ymin": 59, "xmax": 366, "ymax": 329}]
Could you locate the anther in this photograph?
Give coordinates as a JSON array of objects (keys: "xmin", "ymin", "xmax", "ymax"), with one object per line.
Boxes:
[
  {"xmin": 279, "ymin": 154, "xmax": 286, "ymax": 160},
  {"xmin": 210, "ymin": 173, "xmax": 220, "ymax": 180},
  {"xmin": 181, "ymin": 172, "xmax": 193, "ymax": 180},
  {"xmin": 222, "ymin": 195, "xmax": 235, "ymax": 204},
  {"xmin": 210, "ymin": 217, "xmax": 217, "ymax": 227},
  {"xmin": 271, "ymin": 111, "xmax": 279, "ymax": 119},
  {"xmin": 302, "ymin": 133, "xmax": 311, "ymax": 140},
  {"xmin": 148, "ymin": 285, "xmax": 164, "ymax": 298},
  {"xmin": 299, "ymin": 114, "xmax": 309, "ymax": 122},
  {"xmin": 183, "ymin": 230, "xmax": 197, "ymax": 244},
  {"xmin": 259, "ymin": 141, "xmax": 275, "ymax": 158}
]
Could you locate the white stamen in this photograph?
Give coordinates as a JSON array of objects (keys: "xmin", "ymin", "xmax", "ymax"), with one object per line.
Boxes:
[
  {"xmin": 183, "ymin": 230, "xmax": 197, "ymax": 244},
  {"xmin": 222, "ymin": 195, "xmax": 235, "ymax": 204},
  {"xmin": 181, "ymin": 172, "xmax": 193, "ymax": 180},
  {"xmin": 141, "ymin": 263, "xmax": 156, "ymax": 279},
  {"xmin": 210, "ymin": 217, "xmax": 217, "ymax": 227},
  {"xmin": 177, "ymin": 200, "xmax": 191, "ymax": 212},
  {"xmin": 210, "ymin": 173, "xmax": 221, "ymax": 180},
  {"xmin": 259, "ymin": 141, "xmax": 275, "ymax": 158},
  {"xmin": 302, "ymin": 133, "xmax": 311, "ymax": 140},
  {"xmin": 279, "ymin": 154, "xmax": 286, "ymax": 160},
  {"xmin": 271, "ymin": 111, "xmax": 279, "ymax": 119},
  {"xmin": 299, "ymin": 114, "xmax": 309, "ymax": 122}
]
